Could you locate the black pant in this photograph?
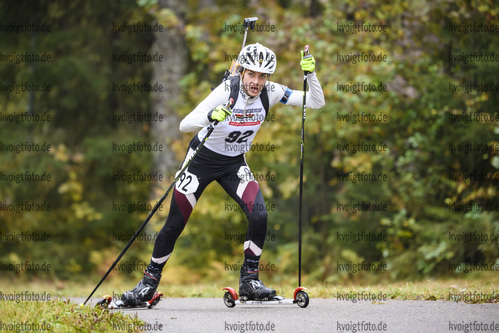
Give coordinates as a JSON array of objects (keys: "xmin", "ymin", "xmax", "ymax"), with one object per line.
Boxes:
[{"xmin": 151, "ymin": 135, "xmax": 268, "ymax": 266}]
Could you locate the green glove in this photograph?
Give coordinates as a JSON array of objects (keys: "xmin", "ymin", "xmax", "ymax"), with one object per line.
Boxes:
[
  {"xmin": 300, "ymin": 50, "xmax": 315, "ymax": 73},
  {"xmin": 208, "ymin": 104, "xmax": 232, "ymax": 122}
]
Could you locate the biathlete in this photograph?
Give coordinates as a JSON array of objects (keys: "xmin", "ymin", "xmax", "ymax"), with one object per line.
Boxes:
[{"xmin": 121, "ymin": 42, "xmax": 325, "ymax": 306}]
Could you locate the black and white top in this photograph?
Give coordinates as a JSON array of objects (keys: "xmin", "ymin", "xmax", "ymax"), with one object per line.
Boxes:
[{"xmin": 179, "ymin": 72, "xmax": 326, "ymax": 156}]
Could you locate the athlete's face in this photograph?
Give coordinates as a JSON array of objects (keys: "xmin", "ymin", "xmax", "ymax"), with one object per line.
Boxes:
[{"xmin": 241, "ymin": 69, "xmax": 268, "ymax": 97}]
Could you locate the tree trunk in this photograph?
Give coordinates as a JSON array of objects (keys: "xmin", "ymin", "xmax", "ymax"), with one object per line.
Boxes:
[{"xmin": 150, "ymin": 0, "xmax": 187, "ymax": 176}]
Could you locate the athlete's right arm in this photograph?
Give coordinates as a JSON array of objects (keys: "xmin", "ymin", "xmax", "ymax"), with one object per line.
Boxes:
[{"xmin": 179, "ymin": 81, "xmax": 231, "ymax": 133}]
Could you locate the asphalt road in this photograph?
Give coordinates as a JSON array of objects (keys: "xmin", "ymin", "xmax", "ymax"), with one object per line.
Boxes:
[{"xmin": 71, "ymin": 297, "xmax": 498, "ymax": 333}]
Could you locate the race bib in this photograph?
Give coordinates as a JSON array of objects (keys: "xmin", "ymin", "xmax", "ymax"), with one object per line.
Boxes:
[
  {"xmin": 237, "ymin": 165, "xmax": 255, "ymax": 184},
  {"xmin": 175, "ymin": 170, "xmax": 199, "ymax": 194}
]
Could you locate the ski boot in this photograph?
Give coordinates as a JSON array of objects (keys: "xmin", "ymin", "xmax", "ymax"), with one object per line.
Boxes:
[
  {"xmin": 97, "ymin": 264, "xmax": 163, "ymax": 309},
  {"xmin": 239, "ymin": 259, "xmax": 277, "ymax": 301}
]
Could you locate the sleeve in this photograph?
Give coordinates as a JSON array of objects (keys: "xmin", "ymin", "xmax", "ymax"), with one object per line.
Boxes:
[
  {"xmin": 179, "ymin": 80, "xmax": 231, "ymax": 133},
  {"xmin": 269, "ymin": 72, "xmax": 325, "ymax": 109}
]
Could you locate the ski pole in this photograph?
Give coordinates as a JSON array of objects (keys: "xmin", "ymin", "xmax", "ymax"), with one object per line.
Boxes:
[
  {"xmin": 83, "ymin": 98, "xmax": 234, "ymax": 305},
  {"xmin": 223, "ymin": 17, "xmax": 258, "ymax": 81},
  {"xmin": 241, "ymin": 17, "xmax": 258, "ymax": 49},
  {"xmin": 298, "ymin": 45, "xmax": 310, "ymax": 288}
]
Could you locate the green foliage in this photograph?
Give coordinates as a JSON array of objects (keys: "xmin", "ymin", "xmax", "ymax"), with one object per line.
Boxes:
[
  {"xmin": 0, "ymin": 0, "xmax": 156, "ymax": 280},
  {"xmin": 0, "ymin": 0, "xmax": 497, "ymax": 286}
]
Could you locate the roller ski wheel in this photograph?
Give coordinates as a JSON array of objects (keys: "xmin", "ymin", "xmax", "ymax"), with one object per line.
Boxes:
[
  {"xmin": 96, "ymin": 295, "xmax": 112, "ymax": 308},
  {"xmin": 223, "ymin": 290, "xmax": 236, "ymax": 308},
  {"xmin": 222, "ymin": 287, "xmax": 308, "ymax": 308},
  {"xmin": 96, "ymin": 292, "xmax": 163, "ymax": 310},
  {"xmin": 293, "ymin": 289, "xmax": 309, "ymax": 308}
]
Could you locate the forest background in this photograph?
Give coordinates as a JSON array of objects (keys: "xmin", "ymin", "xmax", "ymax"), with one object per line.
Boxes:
[{"xmin": 0, "ymin": 0, "xmax": 498, "ymax": 292}]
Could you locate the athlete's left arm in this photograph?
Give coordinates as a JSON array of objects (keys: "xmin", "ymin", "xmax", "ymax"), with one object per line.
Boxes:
[{"xmin": 267, "ymin": 72, "xmax": 326, "ymax": 109}]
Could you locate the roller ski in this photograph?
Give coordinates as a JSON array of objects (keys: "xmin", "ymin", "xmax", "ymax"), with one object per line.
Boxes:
[
  {"xmin": 222, "ymin": 258, "xmax": 309, "ymax": 308},
  {"xmin": 96, "ymin": 291, "xmax": 163, "ymax": 310},
  {"xmin": 96, "ymin": 265, "xmax": 163, "ymax": 310},
  {"xmin": 223, "ymin": 286, "xmax": 309, "ymax": 308}
]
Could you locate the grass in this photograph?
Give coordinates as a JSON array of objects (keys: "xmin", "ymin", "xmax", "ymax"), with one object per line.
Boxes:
[
  {"xmin": 1, "ymin": 274, "xmax": 497, "ymax": 332},
  {"xmin": 0, "ymin": 298, "xmax": 146, "ymax": 333},
  {"xmin": 2, "ymin": 272, "xmax": 498, "ymax": 301},
  {"xmin": 311, "ymin": 277, "xmax": 499, "ymax": 303}
]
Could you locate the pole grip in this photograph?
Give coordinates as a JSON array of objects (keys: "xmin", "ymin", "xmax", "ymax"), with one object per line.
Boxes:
[
  {"xmin": 243, "ymin": 17, "xmax": 258, "ymax": 29},
  {"xmin": 303, "ymin": 45, "xmax": 310, "ymax": 75},
  {"xmin": 303, "ymin": 45, "xmax": 309, "ymax": 57}
]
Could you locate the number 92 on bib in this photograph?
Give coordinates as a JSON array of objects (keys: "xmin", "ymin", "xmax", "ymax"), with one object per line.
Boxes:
[{"xmin": 175, "ymin": 170, "xmax": 199, "ymax": 195}]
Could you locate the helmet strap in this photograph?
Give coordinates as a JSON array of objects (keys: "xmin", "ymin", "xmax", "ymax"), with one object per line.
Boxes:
[{"xmin": 240, "ymin": 68, "xmax": 247, "ymax": 94}]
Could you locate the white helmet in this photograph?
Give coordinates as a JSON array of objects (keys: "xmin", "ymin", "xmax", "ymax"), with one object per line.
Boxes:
[{"xmin": 237, "ymin": 43, "xmax": 277, "ymax": 74}]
